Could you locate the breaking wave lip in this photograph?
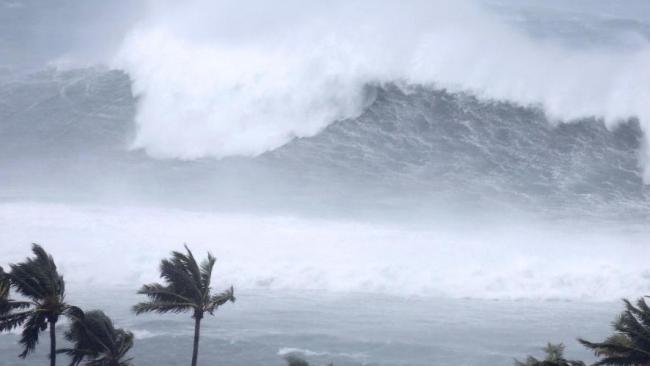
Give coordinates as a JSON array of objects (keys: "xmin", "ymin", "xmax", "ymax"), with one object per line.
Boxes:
[
  {"xmin": 2, "ymin": 67, "xmax": 649, "ymax": 218},
  {"xmin": 2, "ymin": 67, "xmax": 649, "ymax": 220},
  {"xmin": 113, "ymin": 0, "xmax": 650, "ymax": 180}
]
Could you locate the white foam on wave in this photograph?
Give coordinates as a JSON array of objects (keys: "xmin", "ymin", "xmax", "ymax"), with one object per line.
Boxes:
[
  {"xmin": 1, "ymin": 202, "xmax": 650, "ymax": 301},
  {"xmin": 278, "ymin": 347, "xmax": 367, "ymax": 361},
  {"xmin": 278, "ymin": 348, "xmax": 328, "ymax": 357},
  {"xmin": 131, "ymin": 329, "xmax": 165, "ymax": 340},
  {"xmin": 113, "ymin": 0, "xmax": 650, "ymax": 179}
]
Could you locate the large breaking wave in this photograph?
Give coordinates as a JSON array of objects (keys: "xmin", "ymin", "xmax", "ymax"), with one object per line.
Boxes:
[
  {"xmin": 1, "ymin": 67, "xmax": 649, "ymax": 220},
  {"xmin": 114, "ymin": 0, "xmax": 650, "ymax": 180}
]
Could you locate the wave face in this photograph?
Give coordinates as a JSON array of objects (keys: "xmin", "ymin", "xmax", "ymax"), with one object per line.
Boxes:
[
  {"xmin": 1, "ymin": 68, "xmax": 649, "ymax": 221},
  {"xmin": 267, "ymin": 85, "xmax": 647, "ymax": 220}
]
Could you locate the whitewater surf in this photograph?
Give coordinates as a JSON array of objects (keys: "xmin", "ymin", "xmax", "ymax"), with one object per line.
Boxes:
[{"xmin": 2, "ymin": 0, "xmax": 650, "ymax": 365}]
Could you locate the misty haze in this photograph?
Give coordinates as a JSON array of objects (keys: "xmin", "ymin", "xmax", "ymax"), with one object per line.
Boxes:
[{"xmin": 2, "ymin": 0, "xmax": 650, "ymax": 365}]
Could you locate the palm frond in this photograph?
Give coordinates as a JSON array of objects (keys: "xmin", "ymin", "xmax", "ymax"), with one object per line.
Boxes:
[
  {"xmin": 515, "ymin": 356, "xmax": 540, "ymax": 366},
  {"xmin": 8, "ymin": 263, "xmax": 46, "ymax": 300},
  {"xmin": 591, "ymin": 355, "xmax": 643, "ymax": 366},
  {"xmin": 0, "ymin": 266, "xmax": 6, "ymax": 292},
  {"xmin": 56, "ymin": 347, "xmax": 95, "ymax": 366},
  {"xmin": 18, "ymin": 311, "xmax": 48, "ymax": 358},
  {"xmin": 284, "ymin": 354, "xmax": 310, "ymax": 366},
  {"xmin": 0, "ymin": 299, "xmax": 32, "ymax": 315},
  {"xmin": 515, "ymin": 343, "xmax": 585, "ymax": 366},
  {"xmin": 632, "ymin": 298, "xmax": 650, "ymax": 329},
  {"xmin": 199, "ymin": 252, "xmax": 216, "ymax": 292},
  {"xmin": 115, "ymin": 330, "xmax": 134, "ymax": 358},
  {"xmin": 8, "ymin": 244, "xmax": 65, "ymax": 302},
  {"xmin": 64, "ymin": 305, "xmax": 85, "ymax": 321},
  {"xmin": 0, "ymin": 310, "xmax": 33, "ymax": 331},
  {"xmin": 579, "ymin": 335, "xmax": 635, "ymax": 357},
  {"xmin": 0, "ymin": 270, "xmax": 32, "ymax": 316},
  {"xmin": 133, "ymin": 301, "xmax": 195, "ymax": 315},
  {"xmin": 579, "ymin": 298, "xmax": 650, "ymax": 366},
  {"xmin": 60, "ymin": 310, "xmax": 135, "ymax": 366},
  {"xmin": 615, "ymin": 303, "xmax": 650, "ymax": 345},
  {"xmin": 206, "ymin": 286, "xmax": 235, "ymax": 314},
  {"xmin": 136, "ymin": 283, "xmax": 195, "ymax": 304},
  {"xmin": 181, "ymin": 244, "xmax": 204, "ymax": 290},
  {"xmin": 159, "ymin": 257, "xmax": 202, "ymax": 302}
]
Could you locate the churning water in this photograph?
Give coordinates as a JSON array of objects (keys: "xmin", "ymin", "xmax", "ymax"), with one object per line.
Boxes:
[{"xmin": 2, "ymin": 0, "xmax": 650, "ymax": 365}]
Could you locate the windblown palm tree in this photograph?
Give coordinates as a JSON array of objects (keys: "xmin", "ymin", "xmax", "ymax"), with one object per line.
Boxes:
[
  {"xmin": 57, "ymin": 309, "xmax": 134, "ymax": 366},
  {"xmin": 0, "ymin": 244, "xmax": 75, "ymax": 366},
  {"xmin": 515, "ymin": 343, "xmax": 585, "ymax": 366},
  {"xmin": 133, "ymin": 245, "xmax": 235, "ymax": 366},
  {"xmin": 579, "ymin": 298, "xmax": 650, "ymax": 366}
]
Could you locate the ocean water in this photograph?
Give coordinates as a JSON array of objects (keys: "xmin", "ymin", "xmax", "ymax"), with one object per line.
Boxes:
[
  {"xmin": 0, "ymin": 289, "xmax": 620, "ymax": 366},
  {"xmin": 0, "ymin": 202, "xmax": 645, "ymax": 365},
  {"xmin": 2, "ymin": 0, "xmax": 650, "ymax": 365}
]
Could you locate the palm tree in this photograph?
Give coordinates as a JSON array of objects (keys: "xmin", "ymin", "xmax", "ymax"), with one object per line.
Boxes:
[
  {"xmin": 57, "ymin": 309, "xmax": 135, "ymax": 366},
  {"xmin": 579, "ymin": 298, "xmax": 650, "ymax": 366},
  {"xmin": 133, "ymin": 244, "xmax": 235, "ymax": 366},
  {"xmin": 0, "ymin": 244, "xmax": 75, "ymax": 366},
  {"xmin": 515, "ymin": 343, "xmax": 585, "ymax": 366}
]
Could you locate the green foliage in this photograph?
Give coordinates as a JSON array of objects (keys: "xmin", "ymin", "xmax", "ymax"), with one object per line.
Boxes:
[
  {"xmin": 0, "ymin": 244, "xmax": 76, "ymax": 359},
  {"xmin": 0, "ymin": 266, "xmax": 32, "ymax": 317},
  {"xmin": 57, "ymin": 309, "xmax": 134, "ymax": 366},
  {"xmin": 8, "ymin": 244, "xmax": 65, "ymax": 305},
  {"xmin": 282, "ymin": 354, "xmax": 335, "ymax": 366},
  {"xmin": 579, "ymin": 297, "xmax": 650, "ymax": 366},
  {"xmin": 134, "ymin": 244, "xmax": 235, "ymax": 366},
  {"xmin": 284, "ymin": 354, "xmax": 311, "ymax": 366},
  {"xmin": 133, "ymin": 244, "xmax": 235, "ymax": 318},
  {"xmin": 515, "ymin": 343, "xmax": 585, "ymax": 366}
]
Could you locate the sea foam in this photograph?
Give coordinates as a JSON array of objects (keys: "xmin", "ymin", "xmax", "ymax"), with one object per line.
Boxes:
[
  {"xmin": 114, "ymin": 0, "xmax": 650, "ymax": 178},
  {"xmin": 1, "ymin": 202, "xmax": 649, "ymax": 301}
]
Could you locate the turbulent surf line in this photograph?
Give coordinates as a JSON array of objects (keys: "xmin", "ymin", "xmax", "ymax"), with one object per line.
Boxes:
[{"xmin": 1, "ymin": 202, "xmax": 650, "ymax": 301}]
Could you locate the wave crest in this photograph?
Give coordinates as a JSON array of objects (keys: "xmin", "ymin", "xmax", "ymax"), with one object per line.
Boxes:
[{"xmin": 114, "ymin": 0, "xmax": 650, "ymax": 179}]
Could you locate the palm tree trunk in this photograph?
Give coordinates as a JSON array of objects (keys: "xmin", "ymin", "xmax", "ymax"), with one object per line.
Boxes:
[
  {"xmin": 49, "ymin": 320, "xmax": 56, "ymax": 366},
  {"xmin": 191, "ymin": 315, "xmax": 202, "ymax": 366}
]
